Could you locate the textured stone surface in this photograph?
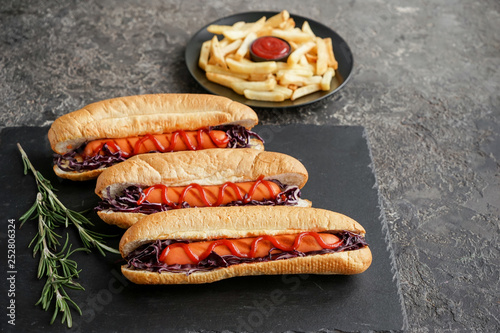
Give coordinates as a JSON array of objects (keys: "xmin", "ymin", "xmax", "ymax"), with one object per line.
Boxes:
[{"xmin": 1, "ymin": 0, "xmax": 499, "ymax": 332}]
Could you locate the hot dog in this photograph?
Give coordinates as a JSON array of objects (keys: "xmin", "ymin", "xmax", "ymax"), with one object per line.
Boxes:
[
  {"xmin": 159, "ymin": 232, "xmax": 342, "ymax": 266},
  {"xmin": 119, "ymin": 206, "xmax": 372, "ymax": 284},
  {"xmin": 95, "ymin": 149, "xmax": 310, "ymax": 228},
  {"xmin": 48, "ymin": 94, "xmax": 263, "ymax": 181}
]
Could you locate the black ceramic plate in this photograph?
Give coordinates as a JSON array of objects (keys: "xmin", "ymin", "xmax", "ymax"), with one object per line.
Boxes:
[{"xmin": 185, "ymin": 11, "xmax": 354, "ymax": 108}]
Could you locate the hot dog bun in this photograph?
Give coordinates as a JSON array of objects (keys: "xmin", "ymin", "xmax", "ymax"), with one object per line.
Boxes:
[
  {"xmin": 119, "ymin": 206, "xmax": 372, "ymax": 284},
  {"xmin": 49, "ymin": 94, "xmax": 259, "ymax": 154},
  {"xmin": 49, "ymin": 94, "xmax": 262, "ymax": 181},
  {"xmin": 95, "ymin": 149, "xmax": 311, "ymax": 228}
]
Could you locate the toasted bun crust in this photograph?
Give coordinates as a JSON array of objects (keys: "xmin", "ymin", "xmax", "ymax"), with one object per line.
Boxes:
[
  {"xmin": 119, "ymin": 206, "xmax": 366, "ymax": 257},
  {"xmin": 48, "ymin": 94, "xmax": 259, "ymax": 154},
  {"xmin": 95, "ymin": 149, "xmax": 309, "ymax": 198},
  {"xmin": 53, "ymin": 165, "xmax": 103, "ymax": 181},
  {"xmin": 121, "ymin": 247, "xmax": 372, "ymax": 284},
  {"xmin": 118, "ymin": 206, "xmax": 372, "ymax": 284}
]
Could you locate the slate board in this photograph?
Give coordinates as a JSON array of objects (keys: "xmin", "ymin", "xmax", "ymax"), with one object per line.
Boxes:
[{"xmin": 0, "ymin": 125, "xmax": 405, "ymax": 332}]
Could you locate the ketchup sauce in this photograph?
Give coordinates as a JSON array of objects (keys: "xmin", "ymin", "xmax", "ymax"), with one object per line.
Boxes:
[
  {"xmin": 159, "ymin": 232, "xmax": 343, "ymax": 264},
  {"xmin": 250, "ymin": 36, "xmax": 291, "ymax": 61},
  {"xmin": 136, "ymin": 175, "xmax": 279, "ymax": 208},
  {"xmin": 84, "ymin": 129, "xmax": 230, "ymax": 158}
]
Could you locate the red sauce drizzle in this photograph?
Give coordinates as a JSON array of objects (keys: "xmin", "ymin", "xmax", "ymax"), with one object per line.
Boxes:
[
  {"xmin": 134, "ymin": 134, "xmax": 165, "ymax": 155},
  {"xmin": 159, "ymin": 232, "xmax": 344, "ymax": 263},
  {"xmin": 91, "ymin": 129, "xmax": 230, "ymax": 157},
  {"xmin": 242, "ymin": 175, "xmax": 277, "ymax": 203},
  {"xmin": 95, "ymin": 140, "xmax": 131, "ymax": 157},
  {"xmin": 136, "ymin": 175, "xmax": 277, "ymax": 208},
  {"xmin": 214, "ymin": 182, "xmax": 245, "ymax": 206}
]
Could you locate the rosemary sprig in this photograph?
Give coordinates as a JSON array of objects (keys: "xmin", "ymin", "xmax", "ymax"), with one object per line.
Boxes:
[
  {"xmin": 27, "ymin": 194, "xmax": 86, "ymax": 327},
  {"xmin": 18, "ymin": 143, "xmax": 119, "ymax": 255},
  {"xmin": 17, "ymin": 143, "xmax": 119, "ymax": 327}
]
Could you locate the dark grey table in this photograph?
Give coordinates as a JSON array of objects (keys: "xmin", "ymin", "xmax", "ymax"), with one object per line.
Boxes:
[{"xmin": 1, "ymin": 1, "xmax": 499, "ymax": 332}]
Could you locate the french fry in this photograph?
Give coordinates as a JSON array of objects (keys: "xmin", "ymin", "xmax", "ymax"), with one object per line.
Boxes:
[
  {"xmin": 276, "ymin": 68, "xmax": 314, "ymax": 79},
  {"xmin": 206, "ymin": 72, "xmax": 245, "ymax": 90},
  {"xmin": 320, "ymin": 68, "xmax": 335, "ymax": 90},
  {"xmin": 235, "ymin": 56, "xmax": 254, "ymax": 64},
  {"xmin": 221, "ymin": 39, "xmax": 243, "ymax": 56},
  {"xmin": 287, "ymin": 41, "xmax": 316, "ymax": 65},
  {"xmin": 208, "ymin": 36, "xmax": 227, "ymax": 69},
  {"xmin": 264, "ymin": 10, "xmax": 290, "ymax": 28},
  {"xmin": 244, "ymin": 89, "xmax": 285, "ymax": 102},
  {"xmin": 291, "ymin": 83, "xmax": 321, "ymax": 101},
  {"xmin": 273, "ymin": 84, "xmax": 294, "ymax": 99},
  {"xmin": 278, "ymin": 73, "xmax": 322, "ymax": 87},
  {"xmin": 233, "ymin": 21, "xmax": 246, "ymax": 29},
  {"xmin": 299, "ymin": 54, "xmax": 311, "ymax": 66},
  {"xmin": 288, "ymin": 40, "xmax": 299, "ymax": 50},
  {"xmin": 208, "ymin": 21, "xmax": 246, "ymax": 35},
  {"xmin": 198, "ymin": 40, "xmax": 211, "ymax": 70},
  {"xmin": 234, "ymin": 32, "xmax": 257, "ymax": 60},
  {"xmin": 205, "ymin": 64, "xmax": 249, "ymax": 80},
  {"xmin": 226, "ymin": 57, "xmax": 277, "ymax": 74},
  {"xmin": 206, "ymin": 72, "xmax": 246, "ymax": 89},
  {"xmin": 272, "ymin": 28, "xmax": 314, "ymax": 43},
  {"xmin": 279, "ymin": 18, "xmax": 295, "ymax": 30},
  {"xmin": 256, "ymin": 26, "xmax": 273, "ymax": 37},
  {"xmin": 305, "ymin": 53, "xmax": 318, "ymax": 63},
  {"xmin": 251, "ymin": 16, "xmax": 267, "ymax": 30},
  {"xmin": 231, "ymin": 77, "xmax": 277, "ymax": 95},
  {"xmin": 276, "ymin": 62, "xmax": 315, "ymax": 71},
  {"xmin": 223, "ymin": 16, "xmax": 266, "ymax": 40},
  {"xmin": 223, "ymin": 27, "xmax": 248, "ymax": 41},
  {"xmin": 219, "ymin": 38, "xmax": 230, "ymax": 48},
  {"xmin": 249, "ymin": 73, "xmax": 272, "ymax": 81},
  {"xmin": 302, "ymin": 21, "xmax": 315, "ymax": 37},
  {"xmin": 207, "ymin": 24, "xmax": 231, "ymax": 35},
  {"xmin": 315, "ymin": 37, "xmax": 328, "ymax": 75},
  {"xmin": 324, "ymin": 37, "xmax": 338, "ymax": 69}
]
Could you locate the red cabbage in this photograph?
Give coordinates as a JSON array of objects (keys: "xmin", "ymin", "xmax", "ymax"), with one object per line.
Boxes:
[
  {"xmin": 125, "ymin": 231, "xmax": 368, "ymax": 275},
  {"xmin": 54, "ymin": 125, "xmax": 263, "ymax": 172},
  {"xmin": 95, "ymin": 180, "xmax": 301, "ymax": 214},
  {"xmin": 210, "ymin": 124, "xmax": 264, "ymax": 148},
  {"xmin": 54, "ymin": 144, "xmax": 127, "ymax": 172}
]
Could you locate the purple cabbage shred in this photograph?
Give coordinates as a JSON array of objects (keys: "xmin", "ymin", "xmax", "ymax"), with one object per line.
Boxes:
[
  {"xmin": 210, "ymin": 124, "xmax": 264, "ymax": 149},
  {"xmin": 125, "ymin": 231, "xmax": 368, "ymax": 275},
  {"xmin": 54, "ymin": 144, "xmax": 127, "ymax": 172}
]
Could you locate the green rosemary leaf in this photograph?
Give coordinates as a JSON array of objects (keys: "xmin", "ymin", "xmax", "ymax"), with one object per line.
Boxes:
[
  {"xmin": 69, "ymin": 210, "xmax": 95, "ymax": 226},
  {"xmin": 50, "ymin": 298, "xmax": 60, "ymax": 325},
  {"xmin": 65, "ymin": 281, "xmax": 85, "ymax": 291},
  {"xmin": 66, "ymin": 296, "xmax": 83, "ymax": 316},
  {"xmin": 19, "ymin": 201, "xmax": 38, "ymax": 226}
]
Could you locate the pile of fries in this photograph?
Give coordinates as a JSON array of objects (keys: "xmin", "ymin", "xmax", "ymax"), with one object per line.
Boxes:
[{"xmin": 198, "ymin": 10, "xmax": 338, "ymax": 102}]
